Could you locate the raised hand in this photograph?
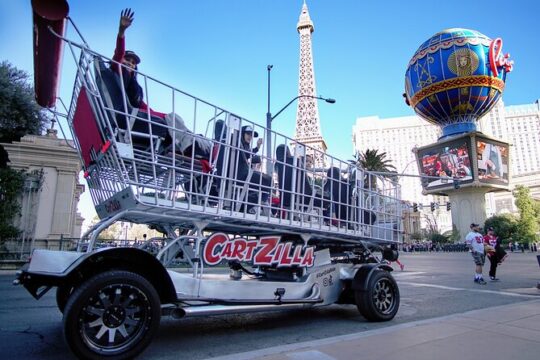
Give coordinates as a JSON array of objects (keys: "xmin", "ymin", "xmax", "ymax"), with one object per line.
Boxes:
[
  {"xmin": 119, "ymin": 8, "xmax": 134, "ymax": 35},
  {"xmin": 257, "ymin": 138, "xmax": 263, "ymax": 148}
]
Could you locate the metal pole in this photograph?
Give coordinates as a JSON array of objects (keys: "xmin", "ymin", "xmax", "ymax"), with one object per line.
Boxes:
[
  {"xmin": 265, "ymin": 92, "xmax": 335, "ymax": 174},
  {"xmin": 265, "ymin": 65, "xmax": 273, "ymax": 175}
]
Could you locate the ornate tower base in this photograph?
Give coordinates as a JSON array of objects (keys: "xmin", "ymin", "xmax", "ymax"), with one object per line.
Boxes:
[{"xmin": 447, "ymin": 188, "xmax": 489, "ymax": 238}]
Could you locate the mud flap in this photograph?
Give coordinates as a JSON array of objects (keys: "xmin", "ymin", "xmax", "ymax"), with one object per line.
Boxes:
[{"xmin": 351, "ymin": 263, "xmax": 393, "ymax": 292}]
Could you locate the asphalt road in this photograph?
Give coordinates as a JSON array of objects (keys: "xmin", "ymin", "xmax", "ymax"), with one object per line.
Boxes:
[{"xmin": 1, "ymin": 252, "xmax": 539, "ymax": 359}]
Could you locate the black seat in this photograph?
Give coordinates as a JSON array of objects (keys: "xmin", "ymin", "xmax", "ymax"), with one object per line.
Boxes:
[
  {"xmin": 94, "ymin": 58, "xmax": 169, "ymax": 149},
  {"xmin": 203, "ymin": 119, "xmax": 228, "ymax": 200},
  {"xmin": 275, "ymin": 144, "xmax": 294, "ymax": 208},
  {"xmin": 213, "ymin": 119, "xmax": 228, "ymax": 179},
  {"xmin": 324, "ymin": 167, "xmax": 351, "ymax": 224},
  {"xmin": 275, "ymin": 144, "xmax": 323, "ymax": 213},
  {"xmin": 325, "ymin": 167, "xmax": 376, "ymax": 226}
]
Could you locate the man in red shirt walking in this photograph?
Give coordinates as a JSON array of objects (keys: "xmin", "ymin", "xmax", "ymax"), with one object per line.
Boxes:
[{"xmin": 483, "ymin": 227, "xmax": 506, "ymax": 281}]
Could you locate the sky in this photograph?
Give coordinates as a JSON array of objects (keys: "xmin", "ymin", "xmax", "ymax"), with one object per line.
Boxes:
[{"xmin": 1, "ymin": 0, "xmax": 539, "ymax": 225}]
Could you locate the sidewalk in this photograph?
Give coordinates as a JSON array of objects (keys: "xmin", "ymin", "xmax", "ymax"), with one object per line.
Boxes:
[{"xmin": 208, "ymin": 299, "xmax": 540, "ymax": 360}]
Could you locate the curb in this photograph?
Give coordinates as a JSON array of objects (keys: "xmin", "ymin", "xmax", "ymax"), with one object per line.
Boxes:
[{"xmin": 205, "ymin": 299, "xmax": 540, "ymax": 360}]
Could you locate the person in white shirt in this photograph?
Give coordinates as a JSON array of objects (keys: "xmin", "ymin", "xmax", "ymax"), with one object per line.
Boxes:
[{"xmin": 465, "ymin": 223, "xmax": 487, "ymax": 285}]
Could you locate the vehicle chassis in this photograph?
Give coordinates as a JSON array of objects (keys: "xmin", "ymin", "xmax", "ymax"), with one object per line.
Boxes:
[{"xmin": 16, "ymin": 217, "xmax": 399, "ymax": 359}]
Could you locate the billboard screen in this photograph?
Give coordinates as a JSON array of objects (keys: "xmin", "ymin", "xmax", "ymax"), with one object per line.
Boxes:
[
  {"xmin": 417, "ymin": 139, "xmax": 473, "ymax": 190},
  {"xmin": 476, "ymin": 138, "xmax": 509, "ymax": 185}
]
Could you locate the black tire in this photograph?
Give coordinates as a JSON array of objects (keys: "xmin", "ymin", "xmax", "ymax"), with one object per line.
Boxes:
[
  {"xmin": 56, "ymin": 285, "xmax": 74, "ymax": 314},
  {"xmin": 355, "ymin": 269, "xmax": 400, "ymax": 322},
  {"xmin": 63, "ymin": 270, "xmax": 161, "ymax": 360}
]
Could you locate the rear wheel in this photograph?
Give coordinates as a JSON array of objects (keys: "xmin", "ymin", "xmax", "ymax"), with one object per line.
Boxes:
[
  {"xmin": 63, "ymin": 270, "xmax": 161, "ymax": 360},
  {"xmin": 355, "ymin": 270, "xmax": 399, "ymax": 322}
]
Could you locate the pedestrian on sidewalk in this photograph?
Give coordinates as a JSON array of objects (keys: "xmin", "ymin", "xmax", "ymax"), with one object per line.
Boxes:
[
  {"xmin": 483, "ymin": 227, "xmax": 506, "ymax": 281},
  {"xmin": 466, "ymin": 223, "xmax": 486, "ymax": 285}
]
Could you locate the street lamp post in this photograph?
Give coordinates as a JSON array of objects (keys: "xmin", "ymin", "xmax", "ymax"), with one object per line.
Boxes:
[
  {"xmin": 270, "ymin": 95, "xmax": 336, "ymax": 121},
  {"xmin": 266, "ymin": 65, "xmax": 273, "ymax": 175},
  {"xmin": 265, "ymin": 68, "xmax": 335, "ymax": 174},
  {"xmin": 400, "ymin": 158, "xmax": 418, "ymax": 177}
]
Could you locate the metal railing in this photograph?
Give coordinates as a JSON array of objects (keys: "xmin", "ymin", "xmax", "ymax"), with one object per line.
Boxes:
[
  {"xmin": 53, "ymin": 33, "xmax": 404, "ymax": 250},
  {"xmin": 0, "ymin": 236, "xmax": 79, "ymax": 260}
]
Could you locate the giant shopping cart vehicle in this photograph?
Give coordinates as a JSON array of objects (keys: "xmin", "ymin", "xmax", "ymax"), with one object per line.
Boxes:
[{"xmin": 15, "ymin": 2, "xmax": 403, "ymax": 359}]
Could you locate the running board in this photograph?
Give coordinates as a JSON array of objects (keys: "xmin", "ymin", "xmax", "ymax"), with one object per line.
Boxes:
[
  {"xmin": 167, "ymin": 286, "xmax": 323, "ymax": 318},
  {"xmin": 173, "ymin": 296, "xmax": 323, "ymax": 306}
]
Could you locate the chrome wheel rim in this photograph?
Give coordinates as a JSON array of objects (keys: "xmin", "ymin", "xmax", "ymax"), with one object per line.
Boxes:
[
  {"xmin": 372, "ymin": 278, "xmax": 396, "ymax": 314},
  {"xmin": 79, "ymin": 284, "xmax": 153, "ymax": 354}
]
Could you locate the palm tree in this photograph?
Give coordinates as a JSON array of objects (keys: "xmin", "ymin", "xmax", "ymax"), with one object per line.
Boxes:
[{"xmin": 354, "ymin": 149, "xmax": 397, "ymax": 189}]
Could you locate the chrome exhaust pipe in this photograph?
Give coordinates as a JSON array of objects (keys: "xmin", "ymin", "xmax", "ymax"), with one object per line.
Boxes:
[{"xmin": 171, "ymin": 302, "xmax": 315, "ymax": 319}]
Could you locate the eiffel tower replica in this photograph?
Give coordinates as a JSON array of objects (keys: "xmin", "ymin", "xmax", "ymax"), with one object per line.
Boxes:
[{"xmin": 295, "ymin": 1, "xmax": 327, "ymax": 167}]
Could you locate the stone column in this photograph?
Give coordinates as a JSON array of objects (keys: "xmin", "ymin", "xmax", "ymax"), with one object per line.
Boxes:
[
  {"xmin": 71, "ymin": 183, "xmax": 85, "ymax": 238},
  {"xmin": 50, "ymin": 169, "xmax": 77, "ymax": 236},
  {"xmin": 447, "ymin": 188, "xmax": 489, "ymax": 240},
  {"xmin": 1, "ymin": 130, "xmax": 84, "ymax": 240},
  {"xmin": 34, "ymin": 166, "xmax": 57, "ymax": 238}
]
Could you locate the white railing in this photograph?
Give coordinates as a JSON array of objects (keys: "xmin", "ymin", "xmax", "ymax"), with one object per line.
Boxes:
[{"xmin": 59, "ymin": 37, "xmax": 402, "ymax": 245}]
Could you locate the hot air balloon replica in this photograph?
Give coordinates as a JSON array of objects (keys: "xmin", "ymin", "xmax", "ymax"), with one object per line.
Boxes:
[{"xmin": 405, "ymin": 28, "xmax": 514, "ymax": 236}]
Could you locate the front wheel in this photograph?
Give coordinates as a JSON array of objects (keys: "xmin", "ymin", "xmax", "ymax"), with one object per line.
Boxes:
[
  {"xmin": 56, "ymin": 285, "xmax": 74, "ymax": 314},
  {"xmin": 63, "ymin": 270, "xmax": 161, "ymax": 360},
  {"xmin": 355, "ymin": 270, "xmax": 400, "ymax": 322}
]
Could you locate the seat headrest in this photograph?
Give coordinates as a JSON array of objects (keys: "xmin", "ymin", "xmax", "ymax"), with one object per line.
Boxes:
[
  {"xmin": 328, "ymin": 167, "xmax": 341, "ymax": 180},
  {"xmin": 276, "ymin": 144, "xmax": 292, "ymax": 160},
  {"xmin": 214, "ymin": 119, "xmax": 227, "ymax": 141},
  {"xmin": 93, "ymin": 57, "xmax": 132, "ymax": 113}
]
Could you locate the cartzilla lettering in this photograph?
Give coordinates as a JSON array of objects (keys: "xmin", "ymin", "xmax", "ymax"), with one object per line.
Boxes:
[{"xmin": 203, "ymin": 233, "xmax": 315, "ymax": 267}]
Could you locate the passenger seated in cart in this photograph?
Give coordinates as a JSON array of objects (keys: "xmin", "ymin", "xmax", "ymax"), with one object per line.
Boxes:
[
  {"xmin": 240, "ymin": 125, "xmax": 263, "ymax": 167},
  {"xmin": 110, "ymin": 8, "xmax": 211, "ymax": 159},
  {"xmin": 166, "ymin": 113, "xmax": 212, "ymax": 159},
  {"xmin": 237, "ymin": 125, "xmax": 272, "ymax": 211},
  {"xmin": 111, "ymin": 8, "xmax": 166, "ymax": 119},
  {"xmin": 301, "ymin": 153, "xmax": 320, "ymax": 191},
  {"xmin": 305, "ymin": 154, "xmax": 314, "ymax": 170}
]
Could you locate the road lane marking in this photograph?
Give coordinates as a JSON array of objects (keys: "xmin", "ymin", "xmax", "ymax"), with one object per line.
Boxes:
[
  {"xmin": 286, "ymin": 350, "xmax": 337, "ymax": 360},
  {"xmin": 392, "ymin": 271, "xmax": 425, "ymax": 277},
  {"xmin": 399, "ymin": 282, "xmax": 539, "ymax": 298}
]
